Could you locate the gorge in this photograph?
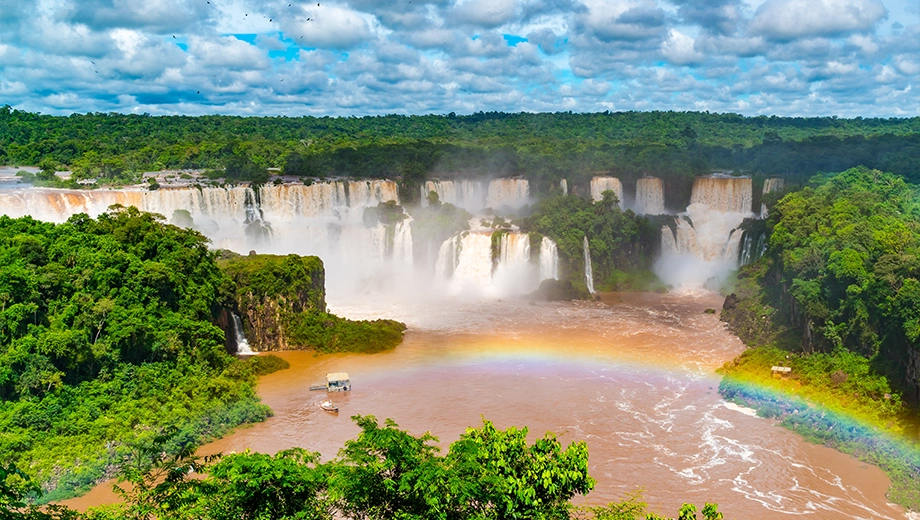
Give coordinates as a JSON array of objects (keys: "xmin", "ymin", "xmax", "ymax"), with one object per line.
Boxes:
[{"xmin": 2, "ymin": 171, "xmax": 917, "ymax": 520}]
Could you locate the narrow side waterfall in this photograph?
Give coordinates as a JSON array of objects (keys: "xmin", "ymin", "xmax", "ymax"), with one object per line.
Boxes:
[
  {"xmin": 583, "ymin": 236, "xmax": 595, "ymax": 294},
  {"xmin": 559, "ymin": 179, "xmax": 568, "ymax": 195},
  {"xmin": 499, "ymin": 232, "xmax": 530, "ymax": 268},
  {"xmin": 760, "ymin": 178, "xmax": 784, "ymax": 218},
  {"xmin": 590, "ymin": 177, "xmax": 623, "ymax": 206},
  {"xmin": 656, "ymin": 176, "xmax": 754, "ymax": 289},
  {"xmin": 539, "ymin": 237, "xmax": 559, "ymax": 281},
  {"xmin": 232, "ymin": 313, "xmax": 256, "ymax": 355},
  {"xmin": 391, "ymin": 219, "xmax": 414, "ymax": 267},
  {"xmin": 739, "ymin": 232, "xmax": 767, "ymax": 266},
  {"xmin": 485, "ymin": 179, "xmax": 530, "ymax": 211},
  {"xmin": 634, "ymin": 177, "xmax": 665, "ymax": 215},
  {"xmin": 435, "ymin": 234, "xmax": 463, "ymax": 279}
]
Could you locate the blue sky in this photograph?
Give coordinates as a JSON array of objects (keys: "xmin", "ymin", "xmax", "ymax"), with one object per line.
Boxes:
[{"xmin": 1, "ymin": 0, "xmax": 918, "ymax": 117}]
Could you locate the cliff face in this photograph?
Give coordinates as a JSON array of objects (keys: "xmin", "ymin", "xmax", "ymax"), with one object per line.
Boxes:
[{"xmin": 219, "ymin": 254, "xmax": 326, "ymax": 352}]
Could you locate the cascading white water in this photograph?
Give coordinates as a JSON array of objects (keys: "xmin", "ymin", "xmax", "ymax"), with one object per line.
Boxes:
[
  {"xmin": 420, "ymin": 178, "xmax": 530, "ymax": 213},
  {"xmin": 656, "ymin": 176, "xmax": 753, "ymax": 289},
  {"xmin": 559, "ymin": 179, "xmax": 568, "ymax": 196},
  {"xmin": 391, "ymin": 219, "xmax": 414, "ymax": 267},
  {"xmin": 486, "ymin": 178, "xmax": 530, "ymax": 211},
  {"xmin": 634, "ymin": 177, "xmax": 665, "ymax": 215},
  {"xmin": 690, "ymin": 176, "xmax": 752, "ymax": 214},
  {"xmin": 539, "ymin": 237, "xmax": 559, "ymax": 281},
  {"xmin": 232, "ymin": 313, "xmax": 256, "ymax": 355},
  {"xmin": 421, "ymin": 180, "xmax": 486, "ymax": 211},
  {"xmin": 760, "ymin": 178, "xmax": 784, "ymax": 218},
  {"xmin": 590, "ymin": 177, "xmax": 623, "ymax": 207},
  {"xmin": 435, "ymin": 229, "xmax": 559, "ymax": 297},
  {"xmin": 740, "ymin": 232, "xmax": 767, "ymax": 266},
  {"xmin": 439, "ymin": 232, "xmax": 494, "ymax": 296},
  {"xmin": 583, "ymin": 236, "xmax": 595, "ymax": 294}
]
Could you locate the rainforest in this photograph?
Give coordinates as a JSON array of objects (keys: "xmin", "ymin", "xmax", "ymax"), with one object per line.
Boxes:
[{"xmin": 1, "ymin": 110, "xmax": 919, "ymax": 520}]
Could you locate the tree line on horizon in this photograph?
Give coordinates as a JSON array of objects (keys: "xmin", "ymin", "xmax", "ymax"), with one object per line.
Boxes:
[{"xmin": 1, "ymin": 107, "xmax": 918, "ymax": 204}]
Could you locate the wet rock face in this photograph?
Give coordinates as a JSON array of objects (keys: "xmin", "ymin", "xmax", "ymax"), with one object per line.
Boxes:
[{"xmin": 219, "ymin": 254, "xmax": 326, "ymax": 351}]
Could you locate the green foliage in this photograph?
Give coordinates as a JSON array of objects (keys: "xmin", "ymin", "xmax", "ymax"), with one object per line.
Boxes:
[
  {"xmin": 48, "ymin": 416, "xmax": 722, "ymax": 520},
  {"xmin": 521, "ymin": 195, "xmax": 661, "ymax": 289},
  {"xmin": 220, "ymin": 254, "xmax": 406, "ymax": 354},
  {"xmin": 2, "ymin": 109, "xmax": 918, "ymax": 190},
  {"xmin": 362, "ymin": 200, "xmax": 406, "ymax": 227},
  {"xmin": 241, "ymin": 354, "xmax": 290, "ymax": 376},
  {"xmin": 766, "ymin": 167, "xmax": 920, "ymax": 358},
  {"xmin": 723, "ymin": 167, "xmax": 920, "ymax": 397},
  {"xmin": 326, "ymin": 415, "xmax": 596, "ymax": 520},
  {"xmin": 220, "ymin": 254, "xmax": 326, "ymax": 314},
  {"xmin": 288, "ymin": 312, "xmax": 407, "ymax": 354},
  {"xmin": 719, "ymin": 167, "xmax": 920, "ymax": 510},
  {"xmin": 0, "ymin": 209, "xmax": 271, "ymax": 501}
]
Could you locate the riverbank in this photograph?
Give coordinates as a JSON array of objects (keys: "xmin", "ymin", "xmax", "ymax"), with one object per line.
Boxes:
[{"xmin": 720, "ymin": 258, "xmax": 920, "ymax": 511}]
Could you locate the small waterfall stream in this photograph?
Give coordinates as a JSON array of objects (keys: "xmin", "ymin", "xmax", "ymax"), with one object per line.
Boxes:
[
  {"xmin": 232, "ymin": 313, "xmax": 256, "ymax": 355},
  {"xmin": 583, "ymin": 236, "xmax": 595, "ymax": 294}
]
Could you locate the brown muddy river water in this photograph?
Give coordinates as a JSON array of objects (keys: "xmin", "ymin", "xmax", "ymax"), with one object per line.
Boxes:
[{"xmin": 65, "ymin": 292, "xmax": 910, "ymax": 518}]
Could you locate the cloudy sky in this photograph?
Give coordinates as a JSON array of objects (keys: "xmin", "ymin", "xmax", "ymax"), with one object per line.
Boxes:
[{"xmin": 1, "ymin": 0, "xmax": 918, "ymax": 117}]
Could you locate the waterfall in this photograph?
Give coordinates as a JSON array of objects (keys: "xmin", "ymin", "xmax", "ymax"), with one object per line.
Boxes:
[
  {"xmin": 634, "ymin": 177, "xmax": 665, "ymax": 215},
  {"xmin": 420, "ymin": 178, "xmax": 529, "ymax": 213},
  {"xmin": 435, "ymin": 234, "xmax": 463, "ymax": 279},
  {"xmin": 655, "ymin": 176, "xmax": 752, "ymax": 289},
  {"xmin": 559, "ymin": 179, "xmax": 568, "ymax": 195},
  {"xmin": 1, "ymin": 180, "xmax": 552, "ymax": 302},
  {"xmin": 740, "ymin": 233, "xmax": 754, "ymax": 265},
  {"xmin": 421, "ymin": 179, "xmax": 486, "ymax": 211},
  {"xmin": 760, "ymin": 178, "xmax": 784, "ymax": 218},
  {"xmin": 690, "ymin": 176, "xmax": 753, "ymax": 214},
  {"xmin": 583, "ymin": 236, "xmax": 595, "ymax": 294},
  {"xmin": 439, "ymin": 232, "xmax": 494, "ymax": 295},
  {"xmin": 499, "ymin": 232, "xmax": 530, "ymax": 268},
  {"xmin": 392, "ymin": 219, "xmax": 414, "ymax": 267},
  {"xmin": 486, "ymin": 179, "xmax": 530, "ymax": 211},
  {"xmin": 232, "ymin": 313, "xmax": 255, "ymax": 355},
  {"xmin": 590, "ymin": 177, "xmax": 623, "ymax": 207},
  {"xmin": 739, "ymin": 232, "xmax": 768, "ymax": 266},
  {"xmin": 539, "ymin": 237, "xmax": 559, "ymax": 281},
  {"xmin": 436, "ymin": 230, "xmax": 553, "ymax": 297}
]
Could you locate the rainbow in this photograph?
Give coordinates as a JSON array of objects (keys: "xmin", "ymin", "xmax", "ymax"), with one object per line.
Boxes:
[{"xmin": 720, "ymin": 377, "xmax": 920, "ymax": 504}]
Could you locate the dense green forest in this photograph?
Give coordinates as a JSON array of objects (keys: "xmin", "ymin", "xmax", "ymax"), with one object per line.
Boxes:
[
  {"xmin": 2, "ymin": 107, "xmax": 918, "ymax": 203},
  {"xmin": 719, "ymin": 167, "xmax": 920, "ymax": 508},
  {"xmin": 0, "ymin": 209, "xmax": 406, "ymax": 503},
  {"xmin": 3, "ymin": 415, "xmax": 724, "ymax": 520},
  {"xmin": 0, "ymin": 207, "xmax": 271, "ymax": 501}
]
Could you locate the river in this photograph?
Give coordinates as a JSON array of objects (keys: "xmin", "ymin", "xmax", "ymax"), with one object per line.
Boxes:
[{"xmin": 62, "ymin": 291, "xmax": 911, "ymax": 519}]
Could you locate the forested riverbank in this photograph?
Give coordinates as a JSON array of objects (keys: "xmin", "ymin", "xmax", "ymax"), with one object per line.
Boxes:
[
  {"xmin": 719, "ymin": 167, "xmax": 920, "ymax": 509},
  {"xmin": 0, "ymin": 208, "xmax": 406, "ymax": 503}
]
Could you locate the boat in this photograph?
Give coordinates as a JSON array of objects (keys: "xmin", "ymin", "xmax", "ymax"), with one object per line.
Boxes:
[{"xmin": 319, "ymin": 400, "xmax": 338, "ymax": 413}]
